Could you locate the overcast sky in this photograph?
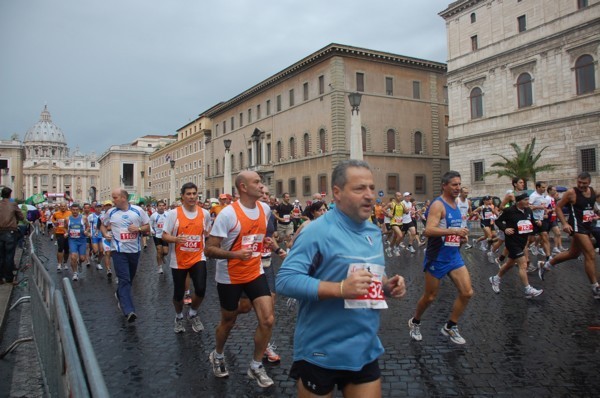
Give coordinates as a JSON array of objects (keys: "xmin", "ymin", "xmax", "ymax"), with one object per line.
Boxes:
[{"xmin": 0, "ymin": 0, "xmax": 450, "ymax": 155}]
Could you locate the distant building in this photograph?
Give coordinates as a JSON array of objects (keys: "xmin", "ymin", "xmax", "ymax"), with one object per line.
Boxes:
[
  {"xmin": 97, "ymin": 134, "xmax": 175, "ymax": 203},
  {"xmin": 201, "ymin": 43, "xmax": 449, "ymax": 202},
  {"xmin": 440, "ymin": 0, "xmax": 600, "ymax": 194}
]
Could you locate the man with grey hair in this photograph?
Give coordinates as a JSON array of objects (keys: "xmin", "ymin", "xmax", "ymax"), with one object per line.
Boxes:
[{"xmin": 277, "ymin": 159, "xmax": 406, "ymax": 397}]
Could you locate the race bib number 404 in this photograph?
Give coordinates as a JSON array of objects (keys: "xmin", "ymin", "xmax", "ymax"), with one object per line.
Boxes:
[{"xmin": 344, "ymin": 263, "xmax": 388, "ymax": 310}]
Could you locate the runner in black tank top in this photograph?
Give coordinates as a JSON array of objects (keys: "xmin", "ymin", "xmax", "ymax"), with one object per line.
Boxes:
[{"xmin": 538, "ymin": 172, "xmax": 600, "ymax": 300}]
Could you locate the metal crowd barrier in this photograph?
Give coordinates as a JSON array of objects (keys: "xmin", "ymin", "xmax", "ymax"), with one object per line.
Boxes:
[{"xmin": 6, "ymin": 231, "xmax": 110, "ymax": 397}]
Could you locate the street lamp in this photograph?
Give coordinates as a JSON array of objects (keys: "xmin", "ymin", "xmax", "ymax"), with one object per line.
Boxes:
[
  {"xmin": 348, "ymin": 92, "xmax": 363, "ymax": 160},
  {"xmin": 223, "ymin": 139, "xmax": 232, "ymax": 196},
  {"xmin": 169, "ymin": 159, "xmax": 176, "ymax": 205}
]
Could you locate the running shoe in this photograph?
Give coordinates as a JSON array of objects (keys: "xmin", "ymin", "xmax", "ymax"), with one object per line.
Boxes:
[
  {"xmin": 127, "ymin": 312, "xmax": 137, "ymax": 323},
  {"xmin": 107, "ymin": 269, "xmax": 113, "ymax": 278},
  {"xmin": 247, "ymin": 365, "xmax": 274, "ymax": 388},
  {"xmin": 538, "ymin": 249, "xmax": 547, "ymax": 257},
  {"xmin": 209, "ymin": 351, "xmax": 229, "ymax": 378},
  {"xmin": 524, "ymin": 286, "xmax": 543, "ymax": 299},
  {"xmin": 96, "ymin": 263, "xmax": 103, "ymax": 270},
  {"xmin": 50, "ymin": 234, "xmax": 54, "ymax": 241},
  {"xmin": 537, "ymin": 261, "xmax": 550, "ymax": 281},
  {"xmin": 463, "ymin": 243, "xmax": 473, "ymax": 250},
  {"xmin": 399, "ymin": 242, "xmax": 406, "ymax": 249},
  {"xmin": 57, "ymin": 265, "xmax": 62, "ymax": 273},
  {"xmin": 593, "ymin": 285, "xmax": 600, "ymax": 300},
  {"xmin": 494, "ymin": 257, "xmax": 501, "ymax": 267},
  {"xmin": 286, "ymin": 297, "xmax": 297, "ymax": 311},
  {"xmin": 441, "ymin": 325, "xmax": 466, "ymax": 345},
  {"xmin": 385, "ymin": 246, "xmax": 393, "ymax": 257},
  {"xmin": 526, "ymin": 262, "xmax": 537, "ymax": 274},
  {"xmin": 174, "ymin": 317, "xmax": 185, "ymax": 333},
  {"xmin": 183, "ymin": 295, "xmax": 192, "ymax": 305},
  {"xmin": 408, "ymin": 245, "xmax": 416, "ymax": 254},
  {"xmin": 393, "ymin": 247, "xmax": 401, "ymax": 257},
  {"xmin": 189, "ymin": 315, "xmax": 204, "ymax": 332},
  {"xmin": 72, "ymin": 272, "xmax": 79, "ymax": 281},
  {"xmin": 529, "ymin": 245, "xmax": 539, "ymax": 256},
  {"xmin": 489, "ymin": 275, "xmax": 501, "ymax": 293},
  {"xmin": 408, "ymin": 317, "xmax": 422, "ymax": 341},
  {"xmin": 552, "ymin": 247, "xmax": 561, "ymax": 255},
  {"xmin": 479, "ymin": 242, "xmax": 488, "ymax": 252},
  {"xmin": 115, "ymin": 292, "xmax": 121, "ymax": 312},
  {"xmin": 158, "ymin": 267, "xmax": 164, "ymax": 274},
  {"xmin": 486, "ymin": 251, "xmax": 496, "ymax": 264},
  {"xmin": 263, "ymin": 343, "xmax": 281, "ymax": 363}
]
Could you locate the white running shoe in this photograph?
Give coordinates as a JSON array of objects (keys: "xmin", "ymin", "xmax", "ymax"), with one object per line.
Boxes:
[
  {"xmin": 489, "ymin": 275, "xmax": 501, "ymax": 293},
  {"xmin": 96, "ymin": 263, "xmax": 103, "ymax": 270},
  {"xmin": 530, "ymin": 245, "xmax": 539, "ymax": 256},
  {"xmin": 247, "ymin": 365, "xmax": 274, "ymax": 388},
  {"xmin": 524, "ymin": 285, "xmax": 543, "ymax": 299},
  {"xmin": 408, "ymin": 317, "xmax": 422, "ymax": 341},
  {"xmin": 72, "ymin": 272, "xmax": 79, "ymax": 281},
  {"xmin": 552, "ymin": 247, "xmax": 561, "ymax": 255},
  {"xmin": 441, "ymin": 325, "xmax": 466, "ymax": 345},
  {"xmin": 174, "ymin": 317, "xmax": 185, "ymax": 333}
]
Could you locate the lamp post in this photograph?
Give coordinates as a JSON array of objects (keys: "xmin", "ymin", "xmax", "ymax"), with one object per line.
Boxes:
[
  {"xmin": 169, "ymin": 159, "xmax": 176, "ymax": 205},
  {"xmin": 223, "ymin": 139, "xmax": 232, "ymax": 196},
  {"xmin": 348, "ymin": 92, "xmax": 363, "ymax": 160}
]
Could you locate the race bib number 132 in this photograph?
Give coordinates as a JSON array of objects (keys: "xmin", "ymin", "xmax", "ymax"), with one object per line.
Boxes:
[{"xmin": 344, "ymin": 263, "xmax": 388, "ymax": 310}]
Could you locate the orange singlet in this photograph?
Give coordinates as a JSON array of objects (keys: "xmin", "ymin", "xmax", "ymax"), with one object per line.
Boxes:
[
  {"xmin": 226, "ymin": 201, "xmax": 266, "ymax": 284},
  {"xmin": 173, "ymin": 206, "xmax": 205, "ymax": 269}
]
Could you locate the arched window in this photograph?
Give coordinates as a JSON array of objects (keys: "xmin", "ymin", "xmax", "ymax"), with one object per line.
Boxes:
[
  {"xmin": 290, "ymin": 137, "xmax": 296, "ymax": 158},
  {"xmin": 386, "ymin": 129, "xmax": 396, "ymax": 153},
  {"xmin": 470, "ymin": 87, "xmax": 483, "ymax": 119},
  {"xmin": 303, "ymin": 133, "xmax": 310, "ymax": 156},
  {"xmin": 414, "ymin": 132, "xmax": 423, "ymax": 154},
  {"xmin": 319, "ymin": 129, "xmax": 326, "ymax": 152},
  {"xmin": 470, "ymin": 13, "xmax": 476, "ymax": 23},
  {"xmin": 517, "ymin": 73, "xmax": 533, "ymax": 108},
  {"xmin": 277, "ymin": 141, "xmax": 282, "ymax": 161},
  {"xmin": 361, "ymin": 127, "xmax": 367, "ymax": 152},
  {"xmin": 575, "ymin": 54, "xmax": 596, "ymax": 95}
]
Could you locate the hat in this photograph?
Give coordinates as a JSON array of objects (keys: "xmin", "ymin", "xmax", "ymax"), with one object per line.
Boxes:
[
  {"xmin": 376, "ymin": 198, "xmax": 381, "ymax": 203},
  {"xmin": 218, "ymin": 194, "xmax": 227, "ymax": 199},
  {"xmin": 515, "ymin": 192, "xmax": 529, "ymax": 202},
  {"xmin": 294, "ymin": 199, "xmax": 300, "ymax": 203},
  {"xmin": 483, "ymin": 195, "xmax": 491, "ymax": 201},
  {"xmin": 102, "ymin": 200, "xmax": 112, "ymax": 206},
  {"xmin": 95, "ymin": 203, "xmax": 102, "ymax": 207},
  {"xmin": 403, "ymin": 192, "xmax": 411, "ymax": 196}
]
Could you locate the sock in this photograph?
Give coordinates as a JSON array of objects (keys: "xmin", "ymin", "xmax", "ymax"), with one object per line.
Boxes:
[
  {"xmin": 185, "ymin": 290, "xmax": 190, "ymax": 295},
  {"xmin": 592, "ymin": 282, "xmax": 599, "ymax": 289},
  {"xmin": 214, "ymin": 351, "xmax": 224, "ymax": 359},
  {"xmin": 176, "ymin": 313, "xmax": 183, "ymax": 319},
  {"xmin": 250, "ymin": 359, "xmax": 262, "ymax": 370},
  {"xmin": 188, "ymin": 308, "xmax": 197, "ymax": 317},
  {"xmin": 499, "ymin": 255, "xmax": 506, "ymax": 262},
  {"xmin": 446, "ymin": 320, "xmax": 456, "ymax": 329},
  {"xmin": 412, "ymin": 318, "xmax": 420, "ymax": 324}
]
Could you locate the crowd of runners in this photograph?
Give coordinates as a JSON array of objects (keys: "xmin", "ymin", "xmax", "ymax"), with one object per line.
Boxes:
[{"xmin": 23, "ymin": 162, "xmax": 600, "ymax": 396}]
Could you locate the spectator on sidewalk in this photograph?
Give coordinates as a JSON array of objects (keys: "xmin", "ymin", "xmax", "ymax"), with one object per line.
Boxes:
[{"xmin": 0, "ymin": 187, "xmax": 24, "ymax": 284}]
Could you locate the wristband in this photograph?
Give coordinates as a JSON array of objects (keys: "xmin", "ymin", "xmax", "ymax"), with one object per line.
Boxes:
[{"xmin": 339, "ymin": 279, "xmax": 344, "ymax": 298}]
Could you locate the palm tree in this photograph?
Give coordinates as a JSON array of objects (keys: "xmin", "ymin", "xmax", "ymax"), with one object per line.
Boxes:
[{"xmin": 484, "ymin": 137, "xmax": 557, "ymax": 189}]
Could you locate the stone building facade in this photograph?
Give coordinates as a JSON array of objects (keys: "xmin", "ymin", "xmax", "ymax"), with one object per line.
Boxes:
[
  {"xmin": 440, "ymin": 0, "xmax": 600, "ymax": 194},
  {"xmin": 202, "ymin": 43, "xmax": 449, "ymax": 202}
]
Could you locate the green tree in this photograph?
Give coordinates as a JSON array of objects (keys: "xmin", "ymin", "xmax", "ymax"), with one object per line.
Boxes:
[{"xmin": 484, "ymin": 137, "xmax": 557, "ymax": 189}]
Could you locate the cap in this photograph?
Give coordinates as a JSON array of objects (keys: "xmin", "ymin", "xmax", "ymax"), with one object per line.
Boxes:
[
  {"xmin": 95, "ymin": 203, "xmax": 102, "ymax": 207},
  {"xmin": 515, "ymin": 192, "xmax": 529, "ymax": 202},
  {"xmin": 218, "ymin": 194, "xmax": 227, "ymax": 199},
  {"xmin": 483, "ymin": 195, "xmax": 491, "ymax": 201},
  {"xmin": 294, "ymin": 199, "xmax": 300, "ymax": 203},
  {"xmin": 403, "ymin": 192, "xmax": 411, "ymax": 196},
  {"xmin": 376, "ymin": 198, "xmax": 381, "ymax": 203},
  {"xmin": 102, "ymin": 200, "xmax": 112, "ymax": 206}
]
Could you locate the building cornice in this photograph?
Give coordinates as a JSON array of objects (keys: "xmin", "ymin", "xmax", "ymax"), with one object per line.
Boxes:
[
  {"xmin": 206, "ymin": 43, "xmax": 447, "ymax": 117},
  {"xmin": 439, "ymin": 0, "xmax": 486, "ymax": 19}
]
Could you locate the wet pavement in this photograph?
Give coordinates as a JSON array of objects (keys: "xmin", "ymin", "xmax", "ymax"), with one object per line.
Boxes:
[{"xmin": 2, "ymin": 233, "xmax": 600, "ymax": 397}]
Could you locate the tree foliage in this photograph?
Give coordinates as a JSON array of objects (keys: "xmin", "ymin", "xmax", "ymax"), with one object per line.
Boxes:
[{"xmin": 484, "ymin": 137, "xmax": 557, "ymax": 189}]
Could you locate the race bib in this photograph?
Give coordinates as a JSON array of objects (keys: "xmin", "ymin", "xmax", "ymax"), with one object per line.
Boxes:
[
  {"xmin": 444, "ymin": 235, "xmax": 461, "ymax": 247},
  {"xmin": 157, "ymin": 222, "xmax": 164, "ymax": 229},
  {"xmin": 179, "ymin": 234, "xmax": 202, "ymax": 252},
  {"xmin": 241, "ymin": 234, "xmax": 264, "ymax": 257},
  {"xmin": 344, "ymin": 263, "xmax": 388, "ymax": 310},
  {"xmin": 484, "ymin": 211, "xmax": 493, "ymax": 220},
  {"xmin": 517, "ymin": 220, "xmax": 533, "ymax": 234},
  {"xmin": 120, "ymin": 232, "xmax": 138, "ymax": 242},
  {"xmin": 69, "ymin": 229, "xmax": 81, "ymax": 239},
  {"xmin": 57, "ymin": 219, "xmax": 66, "ymax": 227},
  {"xmin": 393, "ymin": 216, "xmax": 402, "ymax": 224},
  {"xmin": 283, "ymin": 215, "xmax": 290, "ymax": 223},
  {"xmin": 261, "ymin": 237, "xmax": 273, "ymax": 256},
  {"xmin": 582, "ymin": 210, "xmax": 594, "ymax": 223}
]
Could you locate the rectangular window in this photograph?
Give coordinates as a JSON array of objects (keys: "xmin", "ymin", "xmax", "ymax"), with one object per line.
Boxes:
[
  {"xmin": 239, "ymin": 112, "xmax": 243, "ymax": 127},
  {"xmin": 215, "ymin": 124, "xmax": 220, "ymax": 137},
  {"xmin": 318, "ymin": 174, "xmax": 327, "ymax": 196},
  {"xmin": 223, "ymin": 120, "xmax": 227, "ymax": 134},
  {"xmin": 518, "ymin": 15, "xmax": 526, "ymax": 32},
  {"xmin": 122, "ymin": 163, "xmax": 134, "ymax": 187},
  {"xmin": 443, "ymin": 86, "xmax": 448, "ymax": 103},
  {"xmin": 276, "ymin": 180, "xmax": 283, "ymax": 197},
  {"xmin": 472, "ymin": 161, "xmax": 484, "ymax": 182},
  {"xmin": 266, "ymin": 143, "xmax": 271, "ymax": 163},
  {"xmin": 580, "ymin": 147, "xmax": 597, "ymax": 173},
  {"xmin": 471, "ymin": 35, "xmax": 478, "ymax": 51},
  {"xmin": 266, "ymin": 100, "xmax": 271, "ymax": 115},
  {"xmin": 303, "ymin": 82, "xmax": 309, "ymax": 101},
  {"xmin": 356, "ymin": 72, "xmax": 364, "ymax": 92},
  {"xmin": 303, "ymin": 176, "xmax": 311, "ymax": 196},
  {"xmin": 415, "ymin": 175, "xmax": 426, "ymax": 194},
  {"xmin": 289, "ymin": 89, "xmax": 295, "ymax": 107},
  {"xmin": 413, "ymin": 81, "xmax": 421, "ymax": 99},
  {"xmin": 385, "ymin": 77, "xmax": 393, "ymax": 96},
  {"xmin": 387, "ymin": 174, "xmax": 399, "ymax": 194},
  {"xmin": 318, "ymin": 75, "xmax": 325, "ymax": 95},
  {"xmin": 578, "ymin": 0, "xmax": 589, "ymax": 8},
  {"xmin": 248, "ymin": 108, "xmax": 252, "ymax": 123},
  {"xmin": 276, "ymin": 95, "xmax": 281, "ymax": 112},
  {"xmin": 257, "ymin": 104, "xmax": 261, "ymax": 119},
  {"xmin": 230, "ymin": 116, "xmax": 234, "ymax": 130},
  {"xmin": 289, "ymin": 179, "xmax": 297, "ymax": 197}
]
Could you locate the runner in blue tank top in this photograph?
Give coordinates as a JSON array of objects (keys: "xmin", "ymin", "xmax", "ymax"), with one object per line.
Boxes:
[
  {"xmin": 408, "ymin": 171, "xmax": 473, "ymax": 345},
  {"xmin": 66, "ymin": 203, "xmax": 89, "ymax": 281}
]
